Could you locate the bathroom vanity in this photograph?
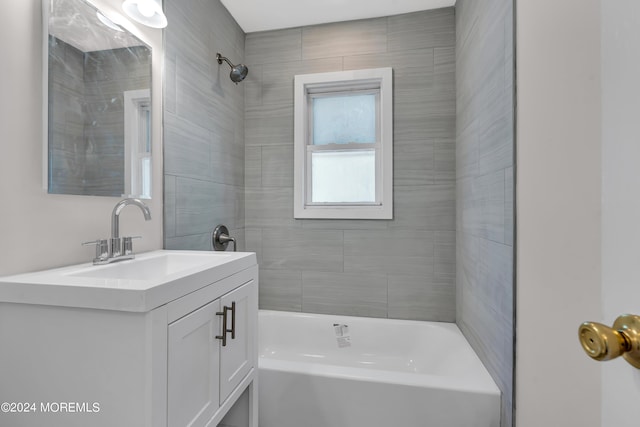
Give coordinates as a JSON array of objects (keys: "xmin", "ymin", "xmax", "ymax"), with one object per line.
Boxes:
[{"xmin": 0, "ymin": 250, "xmax": 258, "ymax": 427}]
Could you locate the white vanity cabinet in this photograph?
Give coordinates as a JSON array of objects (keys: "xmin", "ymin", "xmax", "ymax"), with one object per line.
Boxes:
[
  {"xmin": 0, "ymin": 250, "xmax": 258, "ymax": 427},
  {"xmin": 167, "ymin": 277, "xmax": 257, "ymax": 427},
  {"xmin": 168, "ymin": 298, "xmax": 223, "ymax": 427}
]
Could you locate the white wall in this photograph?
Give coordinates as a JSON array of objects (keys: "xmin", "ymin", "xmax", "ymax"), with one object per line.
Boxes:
[
  {"xmin": 601, "ymin": 1, "xmax": 640, "ymax": 425},
  {"xmin": 516, "ymin": 0, "xmax": 602, "ymax": 425},
  {"xmin": 0, "ymin": 0, "xmax": 163, "ymax": 276}
]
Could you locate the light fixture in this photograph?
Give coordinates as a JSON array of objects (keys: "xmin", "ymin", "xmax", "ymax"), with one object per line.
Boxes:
[
  {"xmin": 122, "ymin": 0, "xmax": 167, "ymax": 28},
  {"xmin": 96, "ymin": 11, "xmax": 124, "ymax": 32}
]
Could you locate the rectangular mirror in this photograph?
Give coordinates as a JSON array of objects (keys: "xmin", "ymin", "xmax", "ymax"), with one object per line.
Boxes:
[{"xmin": 44, "ymin": 0, "xmax": 152, "ymax": 198}]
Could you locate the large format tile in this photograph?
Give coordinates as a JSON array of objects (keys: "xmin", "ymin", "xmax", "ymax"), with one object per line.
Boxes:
[
  {"xmin": 261, "ymin": 145, "xmax": 293, "ymax": 188},
  {"xmin": 164, "ymin": 113, "xmax": 211, "ymax": 180},
  {"xmin": 259, "ymin": 269, "xmax": 303, "ymax": 311},
  {"xmin": 476, "ymin": 239, "xmax": 513, "ymax": 319},
  {"xmin": 344, "ymin": 229, "xmax": 434, "ymax": 276},
  {"xmin": 246, "ymin": 28, "xmax": 302, "ymax": 65},
  {"xmin": 261, "ymin": 228, "xmax": 343, "ymax": 272},
  {"xmin": 391, "ymin": 184, "xmax": 455, "ymax": 231},
  {"xmin": 458, "ymin": 291, "xmax": 512, "ymax": 395},
  {"xmin": 164, "ymin": 52, "xmax": 177, "ymax": 113},
  {"xmin": 245, "ymin": 187, "xmax": 298, "ymax": 228},
  {"xmin": 239, "ymin": 8, "xmax": 460, "ymax": 327},
  {"xmin": 395, "ymin": 112, "xmax": 455, "ymax": 142},
  {"xmin": 435, "ymin": 230, "xmax": 456, "ymax": 281},
  {"xmin": 261, "ymin": 57, "xmax": 343, "ymax": 106},
  {"xmin": 245, "ymin": 104, "xmax": 294, "ymax": 146},
  {"xmin": 245, "ymin": 146, "xmax": 262, "ymax": 189},
  {"xmin": 345, "ymin": 48, "xmax": 437, "ymax": 99},
  {"xmin": 456, "ymin": 1, "xmax": 514, "ymax": 425},
  {"xmin": 244, "ymin": 64, "xmax": 263, "ymax": 108},
  {"xmin": 393, "ymin": 139, "xmax": 435, "ymax": 186},
  {"xmin": 388, "ymin": 275, "xmax": 455, "ymax": 322},
  {"xmin": 302, "ymin": 271, "xmax": 387, "ymax": 318},
  {"xmin": 301, "ymin": 219, "xmax": 388, "ymax": 230},
  {"xmin": 477, "ymin": 88, "xmax": 513, "ymax": 176},
  {"xmin": 175, "ymin": 54, "xmax": 235, "ymax": 135},
  {"xmin": 456, "ymin": 231, "xmax": 479, "ymax": 300},
  {"xmin": 395, "ymin": 88, "xmax": 456, "ymax": 121},
  {"xmin": 210, "ymin": 125, "xmax": 245, "ymax": 187},
  {"xmin": 302, "ymin": 18, "xmax": 387, "ymax": 60},
  {"xmin": 244, "ymin": 228, "xmax": 263, "ymax": 265},
  {"xmin": 477, "ymin": 169, "xmax": 506, "ymax": 243},
  {"xmin": 165, "ymin": 0, "xmax": 211, "ymax": 62},
  {"xmin": 164, "ymin": 175, "xmax": 177, "ymax": 239},
  {"xmin": 504, "ymin": 166, "xmax": 514, "ymax": 247},
  {"xmin": 165, "ymin": 233, "xmax": 212, "ymax": 251},
  {"xmin": 344, "ymin": 48, "xmax": 435, "ymax": 78},
  {"xmin": 208, "ymin": 0, "xmax": 245, "ymax": 58},
  {"xmin": 175, "ymin": 178, "xmax": 242, "ymax": 236},
  {"xmin": 455, "ymin": 120, "xmax": 479, "ymax": 180},
  {"xmin": 388, "ymin": 8, "xmax": 455, "ymax": 51},
  {"xmin": 434, "ymin": 47, "xmax": 455, "ymax": 92},
  {"xmin": 435, "ymin": 138, "xmax": 456, "ymax": 183}
]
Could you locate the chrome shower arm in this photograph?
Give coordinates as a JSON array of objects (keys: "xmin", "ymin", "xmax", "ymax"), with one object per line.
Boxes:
[{"xmin": 216, "ymin": 53, "xmax": 233, "ymax": 68}]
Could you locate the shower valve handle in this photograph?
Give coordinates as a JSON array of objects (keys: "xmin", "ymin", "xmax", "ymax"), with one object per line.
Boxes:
[{"xmin": 212, "ymin": 224, "xmax": 236, "ymax": 251}]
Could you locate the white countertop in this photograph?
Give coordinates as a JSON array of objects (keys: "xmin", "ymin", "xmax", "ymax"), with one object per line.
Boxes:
[{"xmin": 0, "ymin": 250, "xmax": 257, "ymax": 312}]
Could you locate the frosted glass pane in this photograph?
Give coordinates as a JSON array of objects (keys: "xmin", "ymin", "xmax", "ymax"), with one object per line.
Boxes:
[
  {"xmin": 311, "ymin": 151, "xmax": 375, "ymax": 203},
  {"xmin": 313, "ymin": 94, "xmax": 376, "ymax": 145}
]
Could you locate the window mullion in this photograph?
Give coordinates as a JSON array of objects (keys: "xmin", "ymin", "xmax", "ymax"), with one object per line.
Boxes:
[{"xmin": 307, "ymin": 143, "xmax": 377, "ymax": 152}]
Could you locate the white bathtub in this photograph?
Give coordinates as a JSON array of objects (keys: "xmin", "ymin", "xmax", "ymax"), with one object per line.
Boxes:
[{"xmin": 258, "ymin": 310, "xmax": 500, "ymax": 427}]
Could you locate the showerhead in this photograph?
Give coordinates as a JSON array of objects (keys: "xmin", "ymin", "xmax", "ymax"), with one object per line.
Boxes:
[{"xmin": 216, "ymin": 53, "xmax": 248, "ymax": 84}]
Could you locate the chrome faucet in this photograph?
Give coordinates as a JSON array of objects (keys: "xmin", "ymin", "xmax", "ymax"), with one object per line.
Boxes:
[
  {"xmin": 110, "ymin": 198, "xmax": 152, "ymax": 257},
  {"xmin": 83, "ymin": 198, "xmax": 152, "ymax": 264}
]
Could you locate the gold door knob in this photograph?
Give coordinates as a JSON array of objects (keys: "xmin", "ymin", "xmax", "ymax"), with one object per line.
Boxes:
[{"xmin": 578, "ymin": 314, "xmax": 640, "ymax": 368}]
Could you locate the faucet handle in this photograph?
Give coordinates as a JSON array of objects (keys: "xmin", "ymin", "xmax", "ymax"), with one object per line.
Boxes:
[
  {"xmin": 82, "ymin": 239, "xmax": 109, "ymax": 262},
  {"xmin": 212, "ymin": 225, "xmax": 236, "ymax": 252},
  {"xmin": 122, "ymin": 236, "xmax": 142, "ymax": 256}
]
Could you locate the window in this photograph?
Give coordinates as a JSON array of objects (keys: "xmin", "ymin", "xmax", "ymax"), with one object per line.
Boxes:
[{"xmin": 294, "ymin": 68, "xmax": 393, "ymax": 219}]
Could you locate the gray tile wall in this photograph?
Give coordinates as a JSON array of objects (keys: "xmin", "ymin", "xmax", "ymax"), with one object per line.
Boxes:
[
  {"xmin": 163, "ymin": 0, "xmax": 246, "ymax": 250},
  {"xmin": 244, "ymin": 9, "xmax": 457, "ymax": 321},
  {"xmin": 455, "ymin": 1, "xmax": 514, "ymax": 426}
]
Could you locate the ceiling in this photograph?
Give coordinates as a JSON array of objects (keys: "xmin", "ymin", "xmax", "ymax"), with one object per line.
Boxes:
[{"xmin": 220, "ymin": 0, "xmax": 456, "ymax": 33}]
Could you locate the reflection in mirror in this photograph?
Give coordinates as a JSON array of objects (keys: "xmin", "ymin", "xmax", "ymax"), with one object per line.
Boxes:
[{"xmin": 45, "ymin": 0, "xmax": 152, "ymax": 198}]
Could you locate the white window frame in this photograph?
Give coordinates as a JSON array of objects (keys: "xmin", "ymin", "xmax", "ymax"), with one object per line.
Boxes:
[
  {"xmin": 294, "ymin": 68, "xmax": 393, "ymax": 219},
  {"xmin": 124, "ymin": 89, "xmax": 152, "ymax": 199}
]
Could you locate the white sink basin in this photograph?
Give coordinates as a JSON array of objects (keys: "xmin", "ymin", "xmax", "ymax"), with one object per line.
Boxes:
[
  {"xmin": 0, "ymin": 250, "xmax": 257, "ymax": 312},
  {"xmin": 68, "ymin": 252, "xmax": 230, "ymax": 281}
]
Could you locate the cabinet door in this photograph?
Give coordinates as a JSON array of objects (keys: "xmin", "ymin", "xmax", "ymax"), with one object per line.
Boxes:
[
  {"xmin": 219, "ymin": 279, "xmax": 257, "ymax": 403},
  {"xmin": 168, "ymin": 299, "xmax": 221, "ymax": 427}
]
